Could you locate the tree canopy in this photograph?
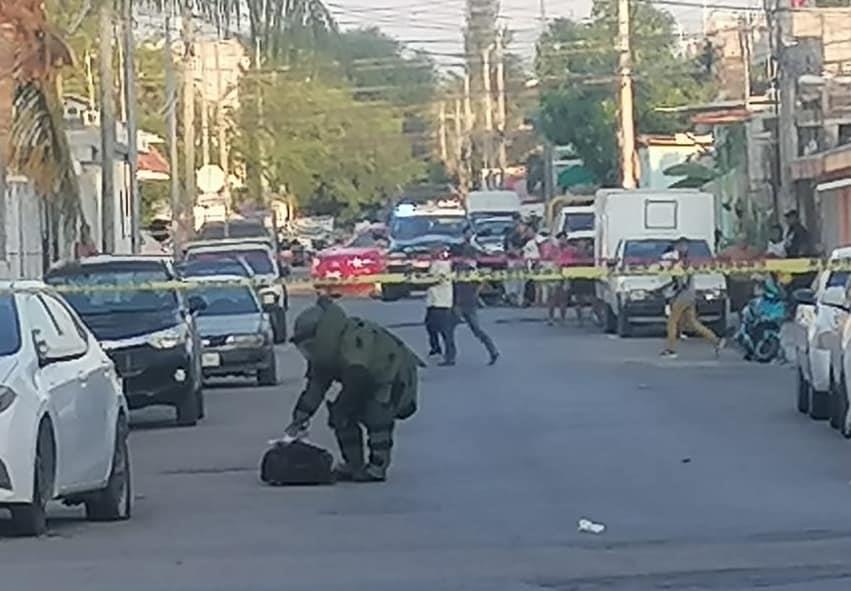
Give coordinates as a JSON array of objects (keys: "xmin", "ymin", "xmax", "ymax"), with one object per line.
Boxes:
[
  {"xmin": 232, "ymin": 69, "xmax": 424, "ymax": 220},
  {"xmin": 535, "ymin": 0, "xmax": 715, "ymax": 185}
]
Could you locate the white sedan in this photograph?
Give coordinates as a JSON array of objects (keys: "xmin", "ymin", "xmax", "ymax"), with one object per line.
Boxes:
[
  {"xmin": 0, "ymin": 282, "xmax": 131, "ymax": 536},
  {"xmin": 793, "ymin": 247, "xmax": 851, "ymax": 423}
]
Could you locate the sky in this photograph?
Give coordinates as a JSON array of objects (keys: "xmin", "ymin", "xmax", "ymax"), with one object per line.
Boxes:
[{"xmin": 325, "ymin": 0, "xmax": 719, "ymax": 71}]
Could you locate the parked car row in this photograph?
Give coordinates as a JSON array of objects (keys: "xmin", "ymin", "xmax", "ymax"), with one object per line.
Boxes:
[
  {"xmin": 792, "ymin": 247, "xmax": 851, "ymax": 436},
  {"xmin": 1, "ymin": 237, "xmax": 291, "ymax": 536}
]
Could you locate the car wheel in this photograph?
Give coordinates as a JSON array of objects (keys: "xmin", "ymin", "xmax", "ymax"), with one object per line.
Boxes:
[
  {"xmin": 10, "ymin": 421, "xmax": 55, "ymax": 537},
  {"xmin": 196, "ymin": 386, "xmax": 206, "ymax": 420},
  {"xmin": 709, "ymin": 315, "xmax": 728, "ymax": 339},
  {"xmin": 604, "ymin": 304, "xmax": 617, "ymax": 334},
  {"xmin": 809, "ymin": 385, "xmax": 831, "ymax": 421},
  {"xmin": 797, "ymin": 369, "xmax": 809, "ymax": 414},
  {"xmin": 176, "ymin": 385, "xmax": 201, "ymax": 427},
  {"xmin": 272, "ymin": 309, "xmax": 287, "ymax": 344},
  {"xmin": 616, "ymin": 303, "xmax": 631, "ymax": 338},
  {"xmin": 257, "ymin": 355, "xmax": 278, "ymax": 386},
  {"xmin": 838, "ymin": 375, "xmax": 851, "ymax": 439},
  {"xmin": 830, "ymin": 377, "xmax": 843, "ymax": 430},
  {"xmin": 381, "ymin": 286, "xmax": 403, "ymax": 302},
  {"xmin": 85, "ymin": 417, "xmax": 131, "ymax": 522}
]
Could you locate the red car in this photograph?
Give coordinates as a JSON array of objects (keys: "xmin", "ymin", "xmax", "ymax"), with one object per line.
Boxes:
[{"xmin": 311, "ymin": 224, "xmax": 388, "ymax": 296}]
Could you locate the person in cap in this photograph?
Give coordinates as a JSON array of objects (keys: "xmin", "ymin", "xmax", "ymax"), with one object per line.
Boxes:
[
  {"xmin": 451, "ymin": 226, "xmax": 499, "ymax": 365},
  {"xmin": 285, "ymin": 296, "xmax": 422, "ymax": 482},
  {"xmin": 659, "ymin": 237, "xmax": 725, "ymax": 359}
]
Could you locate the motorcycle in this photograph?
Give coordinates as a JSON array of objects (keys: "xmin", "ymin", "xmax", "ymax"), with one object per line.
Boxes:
[{"xmin": 735, "ymin": 275, "xmax": 790, "ymax": 363}]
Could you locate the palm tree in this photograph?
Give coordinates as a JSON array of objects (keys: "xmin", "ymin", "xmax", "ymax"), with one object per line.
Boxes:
[{"xmin": 0, "ymin": 1, "xmax": 75, "ymax": 261}]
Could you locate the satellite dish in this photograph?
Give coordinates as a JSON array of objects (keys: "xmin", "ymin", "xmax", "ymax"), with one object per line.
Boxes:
[{"xmin": 196, "ymin": 164, "xmax": 225, "ymax": 194}]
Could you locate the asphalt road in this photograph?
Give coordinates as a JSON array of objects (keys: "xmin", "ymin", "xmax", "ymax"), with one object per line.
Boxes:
[{"xmin": 3, "ymin": 297, "xmax": 851, "ymax": 590}]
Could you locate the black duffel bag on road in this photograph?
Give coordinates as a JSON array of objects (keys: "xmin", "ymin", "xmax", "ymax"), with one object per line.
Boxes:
[{"xmin": 260, "ymin": 439, "xmax": 336, "ymax": 486}]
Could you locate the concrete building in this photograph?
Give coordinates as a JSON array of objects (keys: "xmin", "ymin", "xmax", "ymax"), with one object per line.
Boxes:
[{"xmin": 637, "ymin": 133, "xmax": 714, "ymax": 190}]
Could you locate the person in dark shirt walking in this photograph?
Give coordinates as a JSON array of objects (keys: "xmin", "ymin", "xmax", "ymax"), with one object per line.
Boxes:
[{"xmin": 452, "ymin": 227, "xmax": 499, "ymax": 365}]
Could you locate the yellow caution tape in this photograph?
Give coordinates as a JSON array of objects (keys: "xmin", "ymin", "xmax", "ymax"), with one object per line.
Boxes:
[{"xmin": 5, "ymin": 256, "xmax": 844, "ymax": 295}]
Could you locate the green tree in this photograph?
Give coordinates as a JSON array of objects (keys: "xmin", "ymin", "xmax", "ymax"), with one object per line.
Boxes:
[
  {"xmin": 535, "ymin": 0, "xmax": 715, "ymax": 185},
  {"xmin": 232, "ymin": 71, "xmax": 423, "ymax": 220}
]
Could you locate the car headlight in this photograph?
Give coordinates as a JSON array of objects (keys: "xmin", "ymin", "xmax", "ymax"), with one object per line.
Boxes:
[
  {"xmin": 147, "ymin": 326, "xmax": 188, "ymax": 349},
  {"xmin": 701, "ymin": 288, "xmax": 725, "ymax": 301},
  {"xmin": 226, "ymin": 334, "xmax": 266, "ymax": 347},
  {"xmin": 0, "ymin": 386, "xmax": 17, "ymax": 415},
  {"xmin": 628, "ymin": 289, "xmax": 647, "ymax": 301}
]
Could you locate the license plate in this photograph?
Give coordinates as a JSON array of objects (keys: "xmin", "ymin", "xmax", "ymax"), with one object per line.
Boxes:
[
  {"xmin": 325, "ymin": 270, "xmax": 342, "ymax": 279},
  {"xmin": 202, "ymin": 352, "xmax": 221, "ymax": 368}
]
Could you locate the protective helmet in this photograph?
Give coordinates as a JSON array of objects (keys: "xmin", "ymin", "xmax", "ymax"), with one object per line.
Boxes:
[{"xmin": 291, "ymin": 304, "xmax": 324, "ymax": 345}]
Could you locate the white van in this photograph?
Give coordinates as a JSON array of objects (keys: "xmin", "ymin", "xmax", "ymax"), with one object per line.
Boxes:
[
  {"xmin": 466, "ymin": 190, "xmax": 521, "ymax": 221},
  {"xmin": 594, "ymin": 189, "xmax": 727, "ymax": 337}
]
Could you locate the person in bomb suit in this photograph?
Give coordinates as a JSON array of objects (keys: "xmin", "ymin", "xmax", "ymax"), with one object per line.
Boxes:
[{"xmin": 284, "ymin": 296, "xmax": 422, "ymax": 482}]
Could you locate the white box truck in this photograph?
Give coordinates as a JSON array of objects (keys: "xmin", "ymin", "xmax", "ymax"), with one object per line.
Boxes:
[{"xmin": 594, "ymin": 189, "xmax": 727, "ymax": 337}]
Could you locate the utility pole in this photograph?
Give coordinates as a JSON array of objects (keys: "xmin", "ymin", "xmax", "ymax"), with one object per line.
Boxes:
[
  {"xmin": 99, "ymin": 1, "xmax": 116, "ymax": 252},
  {"xmin": 164, "ymin": 8, "xmax": 180, "ymax": 256},
  {"xmin": 481, "ymin": 46, "xmax": 494, "ymax": 175},
  {"xmin": 739, "ymin": 14, "xmax": 752, "ymax": 110},
  {"xmin": 181, "ymin": 5, "xmax": 196, "ymax": 235},
  {"xmin": 617, "ymin": 0, "xmax": 637, "ymax": 189},
  {"xmin": 200, "ymin": 41, "xmax": 210, "ymax": 166},
  {"xmin": 775, "ymin": 0, "xmax": 797, "ymax": 214},
  {"xmin": 464, "ymin": 71, "xmax": 474, "ymax": 132},
  {"xmin": 495, "ymin": 30, "xmax": 508, "ymax": 172},
  {"xmin": 123, "ymin": 0, "xmax": 140, "ymax": 253},
  {"xmin": 438, "ymin": 101, "xmax": 448, "ymax": 163},
  {"xmin": 214, "ymin": 40, "xmax": 229, "ymax": 201}
]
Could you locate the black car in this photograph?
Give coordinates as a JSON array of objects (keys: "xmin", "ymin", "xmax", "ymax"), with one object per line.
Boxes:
[
  {"xmin": 45, "ymin": 256, "xmax": 206, "ymax": 426},
  {"xmin": 382, "ymin": 235, "xmax": 466, "ymax": 301}
]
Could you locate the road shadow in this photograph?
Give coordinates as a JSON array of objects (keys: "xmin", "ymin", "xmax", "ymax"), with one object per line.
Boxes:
[{"xmin": 0, "ymin": 509, "xmax": 86, "ymax": 539}]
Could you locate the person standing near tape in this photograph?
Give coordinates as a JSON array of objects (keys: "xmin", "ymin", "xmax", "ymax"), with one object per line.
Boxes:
[
  {"xmin": 424, "ymin": 244, "xmax": 457, "ymax": 366},
  {"xmin": 659, "ymin": 237, "xmax": 725, "ymax": 359},
  {"xmin": 451, "ymin": 228, "xmax": 500, "ymax": 365}
]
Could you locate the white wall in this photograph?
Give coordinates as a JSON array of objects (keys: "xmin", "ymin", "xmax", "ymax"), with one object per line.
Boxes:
[
  {"xmin": 638, "ymin": 144, "xmax": 707, "ymax": 189},
  {"xmin": 0, "ymin": 178, "xmax": 44, "ymax": 280}
]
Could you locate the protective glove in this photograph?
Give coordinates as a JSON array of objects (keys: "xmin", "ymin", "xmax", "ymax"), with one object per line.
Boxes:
[{"xmin": 283, "ymin": 420, "xmax": 309, "ymax": 439}]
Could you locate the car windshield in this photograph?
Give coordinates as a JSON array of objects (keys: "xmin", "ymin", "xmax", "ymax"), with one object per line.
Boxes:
[
  {"xmin": 622, "ymin": 239, "xmax": 712, "ymax": 263},
  {"xmin": 0, "ymin": 294, "xmax": 21, "ymax": 356},
  {"xmin": 390, "ymin": 216, "xmax": 466, "ymax": 241},
  {"xmin": 181, "ymin": 259, "xmax": 251, "ymax": 278},
  {"xmin": 348, "ymin": 231, "xmax": 386, "ymax": 248},
  {"xmin": 46, "ymin": 267, "xmax": 179, "ymax": 315},
  {"xmin": 563, "ymin": 212, "xmax": 594, "ymax": 233},
  {"xmin": 187, "ymin": 249, "xmax": 274, "ymax": 275},
  {"xmin": 474, "ymin": 219, "xmax": 515, "ymax": 239},
  {"xmin": 199, "ymin": 221, "xmax": 269, "ymax": 240},
  {"xmin": 826, "ymin": 271, "xmax": 849, "ymax": 288},
  {"xmin": 194, "ymin": 286, "xmax": 260, "ymax": 316}
]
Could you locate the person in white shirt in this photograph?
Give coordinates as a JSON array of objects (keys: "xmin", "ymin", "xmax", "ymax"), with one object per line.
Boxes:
[{"xmin": 425, "ymin": 245, "xmax": 456, "ymax": 366}]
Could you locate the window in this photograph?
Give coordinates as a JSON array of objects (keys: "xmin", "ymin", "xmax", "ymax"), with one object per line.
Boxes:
[
  {"xmin": 48, "ymin": 268, "xmax": 179, "ymax": 315},
  {"xmin": 196, "ymin": 286, "xmax": 260, "ymax": 317},
  {"xmin": 187, "ymin": 250, "xmax": 275, "ymax": 275},
  {"xmin": 562, "ymin": 213, "xmax": 594, "ymax": 233},
  {"xmin": 390, "ymin": 216, "xmax": 467, "ymax": 240},
  {"xmin": 622, "ymin": 239, "xmax": 712, "ymax": 264},
  {"xmin": 644, "ymin": 201, "xmax": 678, "ymax": 230},
  {"xmin": 0, "ymin": 294, "xmax": 21, "ymax": 357},
  {"xmin": 24, "ymin": 294, "xmax": 88, "ymax": 360},
  {"xmin": 826, "ymin": 272, "xmax": 849, "ymax": 289}
]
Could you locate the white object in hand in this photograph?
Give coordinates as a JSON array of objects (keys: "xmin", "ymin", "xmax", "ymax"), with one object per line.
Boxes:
[{"xmin": 577, "ymin": 518, "xmax": 606, "ymax": 534}]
